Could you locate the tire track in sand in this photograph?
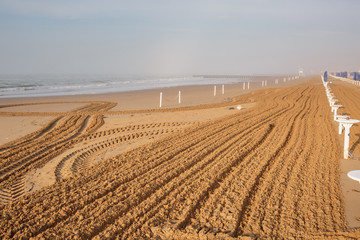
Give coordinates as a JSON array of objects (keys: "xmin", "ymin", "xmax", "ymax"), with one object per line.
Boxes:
[
  {"xmin": 10, "ymin": 94, "xmax": 285, "ymax": 238},
  {"xmin": 0, "ymin": 103, "xmax": 110, "ymax": 204},
  {"xmin": 74, "ymin": 88, "xmax": 301, "ymax": 239},
  {"xmin": 1, "ymin": 77, "xmax": 355, "ymax": 239}
]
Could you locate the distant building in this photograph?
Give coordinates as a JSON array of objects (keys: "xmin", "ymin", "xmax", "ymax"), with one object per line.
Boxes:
[{"xmin": 353, "ymin": 72, "xmax": 360, "ymax": 80}]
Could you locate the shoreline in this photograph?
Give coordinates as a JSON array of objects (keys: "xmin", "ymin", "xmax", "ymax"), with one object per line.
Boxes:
[
  {"xmin": 0, "ymin": 74, "xmax": 295, "ymax": 100},
  {"xmin": 0, "ymin": 76, "xmax": 303, "ymax": 111}
]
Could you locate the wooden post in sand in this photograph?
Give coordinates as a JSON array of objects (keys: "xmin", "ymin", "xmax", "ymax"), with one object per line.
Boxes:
[
  {"xmin": 160, "ymin": 92, "xmax": 163, "ymax": 108},
  {"xmin": 178, "ymin": 91, "xmax": 181, "ymax": 104},
  {"xmin": 222, "ymin": 85, "xmax": 224, "ymax": 94},
  {"xmin": 265, "ymin": 80, "xmax": 267, "ymax": 87},
  {"xmin": 214, "ymin": 86, "xmax": 216, "ymax": 96},
  {"xmin": 243, "ymin": 82, "xmax": 245, "ymax": 90},
  {"xmin": 262, "ymin": 81, "xmax": 264, "ymax": 87},
  {"xmin": 248, "ymin": 82, "xmax": 250, "ymax": 89}
]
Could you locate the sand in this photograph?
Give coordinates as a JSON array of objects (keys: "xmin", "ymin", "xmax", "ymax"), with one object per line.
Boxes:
[
  {"xmin": 0, "ymin": 116, "xmax": 54, "ymax": 145},
  {"xmin": 0, "ymin": 76, "xmax": 360, "ymax": 239}
]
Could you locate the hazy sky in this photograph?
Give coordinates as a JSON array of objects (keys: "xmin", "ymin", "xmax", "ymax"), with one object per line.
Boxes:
[{"xmin": 0, "ymin": 0, "xmax": 359, "ymax": 76}]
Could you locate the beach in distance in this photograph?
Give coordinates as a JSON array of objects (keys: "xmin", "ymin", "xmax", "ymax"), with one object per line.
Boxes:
[
  {"xmin": 1, "ymin": 75, "xmax": 360, "ymax": 239},
  {"xmin": 0, "ymin": 75, "xmax": 295, "ymax": 109},
  {"xmin": 0, "ymin": 74, "xmax": 256, "ymax": 99}
]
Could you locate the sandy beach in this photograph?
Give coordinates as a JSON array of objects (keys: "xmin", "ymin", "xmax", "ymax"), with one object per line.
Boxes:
[{"xmin": 1, "ymin": 76, "xmax": 360, "ymax": 239}]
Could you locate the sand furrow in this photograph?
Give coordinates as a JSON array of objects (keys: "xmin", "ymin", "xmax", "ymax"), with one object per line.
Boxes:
[
  {"xmin": 187, "ymin": 87, "xmax": 310, "ymax": 236},
  {"xmin": 36, "ymin": 113, "xmax": 272, "ymax": 238},
  {"xmin": 1, "ymin": 86, "xmax": 292, "ymax": 236},
  {"xmin": 23, "ymin": 95, "xmax": 286, "ymax": 236},
  {"xmin": 2, "ymin": 112, "xmax": 249, "ymax": 236},
  {"xmin": 0, "ymin": 114, "xmax": 102, "ymax": 199},
  {"xmin": 236, "ymin": 88, "xmax": 318, "ymax": 236},
  {"xmin": 1, "ymin": 77, "xmax": 357, "ymax": 239},
  {"xmin": 98, "ymin": 115, "xmax": 280, "ymax": 239},
  {"xmin": 95, "ymin": 88, "xmax": 303, "ymax": 238}
]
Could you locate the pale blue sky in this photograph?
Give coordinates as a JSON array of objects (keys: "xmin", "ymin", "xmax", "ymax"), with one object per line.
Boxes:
[{"xmin": 0, "ymin": 0, "xmax": 359, "ymax": 75}]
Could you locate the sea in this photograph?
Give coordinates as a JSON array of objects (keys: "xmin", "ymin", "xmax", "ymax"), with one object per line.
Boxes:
[{"xmin": 0, "ymin": 74, "xmax": 248, "ymax": 98}]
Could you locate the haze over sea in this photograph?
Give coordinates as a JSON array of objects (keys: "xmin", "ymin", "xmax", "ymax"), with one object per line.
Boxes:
[
  {"xmin": 1, "ymin": 1, "xmax": 358, "ymax": 99},
  {"xmin": 0, "ymin": 74, "xmax": 246, "ymax": 98}
]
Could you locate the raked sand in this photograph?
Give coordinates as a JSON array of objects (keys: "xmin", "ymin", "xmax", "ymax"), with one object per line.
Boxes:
[{"xmin": 0, "ymin": 76, "xmax": 360, "ymax": 239}]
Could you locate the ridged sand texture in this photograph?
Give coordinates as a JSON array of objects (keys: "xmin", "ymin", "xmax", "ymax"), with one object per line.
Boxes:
[{"xmin": 1, "ymin": 76, "xmax": 360, "ymax": 239}]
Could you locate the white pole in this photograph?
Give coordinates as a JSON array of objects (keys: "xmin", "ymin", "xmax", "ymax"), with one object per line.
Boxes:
[
  {"xmin": 243, "ymin": 82, "xmax": 245, "ymax": 90},
  {"xmin": 222, "ymin": 84, "xmax": 224, "ymax": 94},
  {"xmin": 333, "ymin": 108, "xmax": 339, "ymax": 120},
  {"xmin": 339, "ymin": 123, "xmax": 343, "ymax": 134},
  {"xmin": 160, "ymin": 92, "xmax": 162, "ymax": 108},
  {"xmin": 262, "ymin": 81, "xmax": 264, "ymax": 87},
  {"xmin": 265, "ymin": 80, "xmax": 267, "ymax": 86},
  {"xmin": 344, "ymin": 126, "xmax": 350, "ymax": 159},
  {"xmin": 178, "ymin": 91, "xmax": 181, "ymax": 104},
  {"xmin": 248, "ymin": 82, "xmax": 250, "ymax": 89},
  {"xmin": 214, "ymin": 86, "xmax": 216, "ymax": 96},
  {"xmin": 338, "ymin": 120, "xmax": 360, "ymax": 159}
]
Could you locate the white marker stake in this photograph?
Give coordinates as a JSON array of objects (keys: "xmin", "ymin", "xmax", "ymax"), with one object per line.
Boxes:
[
  {"xmin": 160, "ymin": 92, "xmax": 163, "ymax": 108},
  {"xmin": 339, "ymin": 122, "xmax": 344, "ymax": 134},
  {"xmin": 265, "ymin": 80, "xmax": 267, "ymax": 87},
  {"xmin": 214, "ymin": 86, "xmax": 216, "ymax": 96},
  {"xmin": 243, "ymin": 82, "xmax": 245, "ymax": 90},
  {"xmin": 336, "ymin": 119, "xmax": 360, "ymax": 159},
  {"xmin": 248, "ymin": 82, "xmax": 250, "ymax": 89},
  {"xmin": 222, "ymin": 84, "xmax": 224, "ymax": 94},
  {"xmin": 262, "ymin": 81, "xmax": 264, "ymax": 87},
  {"xmin": 344, "ymin": 126, "xmax": 351, "ymax": 159},
  {"xmin": 331, "ymin": 105, "xmax": 342, "ymax": 120},
  {"xmin": 330, "ymin": 99, "xmax": 338, "ymax": 107},
  {"xmin": 335, "ymin": 115, "xmax": 350, "ymax": 134},
  {"xmin": 179, "ymin": 91, "xmax": 181, "ymax": 104}
]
